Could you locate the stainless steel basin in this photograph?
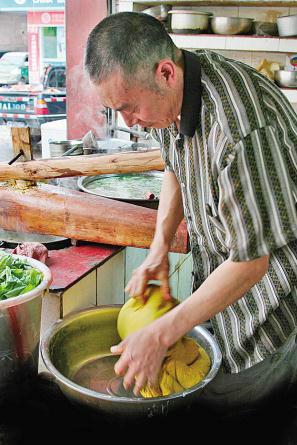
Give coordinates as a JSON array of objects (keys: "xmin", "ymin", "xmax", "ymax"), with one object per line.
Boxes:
[
  {"xmin": 211, "ymin": 17, "xmax": 253, "ymax": 35},
  {"xmin": 275, "ymin": 70, "xmax": 297, "ymax": 88},
  {"xmin": 40, "ymin": 305, "xmax": 222, "ymax": 417}
]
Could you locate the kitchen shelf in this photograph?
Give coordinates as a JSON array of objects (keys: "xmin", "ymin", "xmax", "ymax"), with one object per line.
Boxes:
[
  {"xmin": 170, "ymin": 33, "xmax": 297, "ymax": 53},
  {"xmin": 130, "ymin": 0, "xmax": 297, "ymax": 5}
]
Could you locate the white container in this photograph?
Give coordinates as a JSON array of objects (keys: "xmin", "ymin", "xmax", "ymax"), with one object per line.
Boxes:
[
  {"xmin": 277, "ymin": 14, "xmax": 297, "ymax": 37},
  {"xmin": 169, "ymin": 10, "xmax": 210, "ymax": 34},
  {"xmin": 41, "ymin": 118, "xmax": 67, "ymax": 158},
  {"xmin": 0, "ymin": 253, "xmax": 52, "ymax": 385}
]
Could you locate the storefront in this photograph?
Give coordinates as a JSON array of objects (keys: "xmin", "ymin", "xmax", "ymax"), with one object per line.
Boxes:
[
  {"xmin": 27, "ymin": 10, "xmax": 65, "ymax": 84},
  {"xmin": 0, "ymin": 0, "xmax": 65, "ymax": 84}
]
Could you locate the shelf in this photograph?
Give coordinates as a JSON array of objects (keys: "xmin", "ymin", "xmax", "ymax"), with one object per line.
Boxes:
[
  {"xmin": 130, "ymin": 0, "xmax": 297, "ymax": 5},
  {"xmin": 170, "ymin": 33, "xmax": 297, "ymax": 52}
]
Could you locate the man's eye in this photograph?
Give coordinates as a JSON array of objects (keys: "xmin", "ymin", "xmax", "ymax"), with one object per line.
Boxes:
[{"xmin": 99, "ymin": 107, "xmax": 108, "ymax": 116}]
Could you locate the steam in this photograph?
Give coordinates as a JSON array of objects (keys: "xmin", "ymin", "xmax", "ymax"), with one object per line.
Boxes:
[{"xmin": 67, "ymin": 61, "xmax": 107, "ymax": 140}]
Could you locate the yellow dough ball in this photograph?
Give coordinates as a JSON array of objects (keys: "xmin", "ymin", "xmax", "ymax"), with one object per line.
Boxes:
[
  {"xmin": 117, "ymin": 284, "xmax": 178, "ymax": 340},
  {"xmin": 116, "ymin": 285, "xmax": 211, "ymax": 398}
]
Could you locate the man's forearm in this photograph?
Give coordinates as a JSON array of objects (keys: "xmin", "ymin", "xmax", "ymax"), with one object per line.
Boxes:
[
  {"xmin": 156, "ymin": 255, "xmax": 270, "ymax": 348},
  {"xmin": 150, "ymin": 170, "xmax": 184, "ymax": 253}
]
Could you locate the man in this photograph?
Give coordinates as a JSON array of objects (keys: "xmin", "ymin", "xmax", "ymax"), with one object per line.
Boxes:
[{"xmin": 85, "ymin": 12, "xmax": 297, "ymax": 414}]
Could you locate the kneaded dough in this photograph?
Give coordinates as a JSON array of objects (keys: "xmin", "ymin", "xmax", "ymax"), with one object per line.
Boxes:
[
  {"xmin": 142, "ymin": 337, "xmax": 210, "ymax": 398},
  {"xmin": 116, "ymin": 285, "xmax": 211, "ymax": 398},
  {"xmin": 117, "ymin": 284, "xmax": 178, "ymax": 340}
]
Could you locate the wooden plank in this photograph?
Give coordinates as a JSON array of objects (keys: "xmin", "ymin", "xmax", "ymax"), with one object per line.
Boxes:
[
  {"xmin": 0, "ymin": 182, "xmax": 189, "ymax": 253},
  {"xmin": 11, "ymin": 127, "xmax": 33, "ymax": 161},
  {"xmin": 0, "ymin": 149, "xmax": 164, "ymax": 180}
]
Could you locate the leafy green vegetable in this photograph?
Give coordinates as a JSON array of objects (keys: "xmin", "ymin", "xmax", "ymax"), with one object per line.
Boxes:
[{"xmin": 0, "ymin": 254, "xmax": 43, "ymax": 300}]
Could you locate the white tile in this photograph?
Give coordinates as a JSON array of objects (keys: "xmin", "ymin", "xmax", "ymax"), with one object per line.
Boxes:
[
  {"xmin": 117, "ymin": 1, "xmax": 134, "ymax": 12},
  {"xmin": 282, "ymin": 89, "xmax": 297, "ymax": 104},
  {"xmin": 224, "ymin": 50, "xmax": 252, "ymax": 66},
  {"xmin": 40, "ymin": 291, "xmax": 61, "ymax": 337},
  {"xmin": 177, "ymin": 253, "xmax": 193, "ymax": 302},
  {"xmin": 198, "ymin": 6, "xmax": 238, "ymax": 17},
  {"xmin": 168, "ymin": 252, "xmax": 182, "ymax": 276},
  {"xmin": 97, "ymin": 251, "xmax": 125, "ymax": 305},
  {"xmin": 62, "ymin": 270, "xmax": 97, "ymax": 317},
  {"xmin": 39, "ymin": 291, "xmax": 61, "ymax": 373},
  {"xmin": 168, "ymin": 252, "xmax": 182, "ymax": 298},
  {"xmin": 226, "ymin": 36, "xmax": 278, "ymax": 52},
  {"xmin": 238, "ymin": 6, "xmax": 289, "ymax": 21},
  {"xmin": 278, "ymin": 38, "xmax": 297, "ymax": 53},
  {"xmin": 124, "ymin": 247, "xmax": 148, "ymax": 290},
  {"xmin": 250, "ymin": 51, "xmax": 286, "ymax": 69},
  {"xmin": 170, "ymin": 34, "xmax": 226, "ymax": 50},
  {"xmin": 289, "ymin": 8, "xmax": 297, "ymax": 16}
]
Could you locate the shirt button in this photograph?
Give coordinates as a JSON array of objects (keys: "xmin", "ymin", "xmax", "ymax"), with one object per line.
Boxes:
[{"xmin": 181, "ymin": 182, "xmax": 186, "ymax": 188}]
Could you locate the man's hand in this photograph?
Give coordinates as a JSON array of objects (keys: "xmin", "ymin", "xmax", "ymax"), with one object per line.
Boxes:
[
  {"xmin": 125, "ymin": 252, "xmax": 171, "ymax": 302},
  {"xmin": 110, "ymin": 322, "xmax": 168, "ymax": 396},
  {"xmin": 125, "ymin": 170, "xmax": 184, "ymax": 303}
]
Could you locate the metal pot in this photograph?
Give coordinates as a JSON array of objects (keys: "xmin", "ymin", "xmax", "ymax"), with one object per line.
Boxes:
[
  {"xmin": 277, "ymin": 14, "xmax": 297, "ymax": 37},
  {"xmin": 40, "ymin": 305, "xmax": 222, "ymax": 417},
  {"xmin": 142, "ymin": 5, "xmax": 171, "ymax": 22},
  {"xmin": 211, "ymin": 17, "xmax": 253, "ymax": 35},
  {"xmin": 77, "ymin": 171, "xmax": 164, "ymax": 210},
  {"xmin": 49, "ymin": 140, "xmax": 83, "ymax": 157},
  {"xmin": 169, "ymin": 9, "xmax": 211, "ymax": 34},
  {"xmin": 0, "ymin": 253, "xmax": 52, "ymax": 386},
  {"xmin": 96, "ymin": 138, "xmax": 136, "ymax": 154},
  {"xmin": 274, "ymin": 69, "xmax": 297, "ymax": 88},
  {"xmin": 253, "ymin": 21, "xmax": 278, "ymax": 36}
]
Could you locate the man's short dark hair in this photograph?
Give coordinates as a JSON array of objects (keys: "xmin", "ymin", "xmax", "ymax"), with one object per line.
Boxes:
[{"xmin": 84, "ymin": 11, "xmax": 179, "ymax": 86}]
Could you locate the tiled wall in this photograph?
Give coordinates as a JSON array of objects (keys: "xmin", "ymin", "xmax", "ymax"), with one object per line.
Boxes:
[
  {"xmin": 116, "ymin": 2, "xmax": 296, "ymax": 69},
  {"xmin": 194, "ymin": 5, "xmax": 296, "ymax": 69}
]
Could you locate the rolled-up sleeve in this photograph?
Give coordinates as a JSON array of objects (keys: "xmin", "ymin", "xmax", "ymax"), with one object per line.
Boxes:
[{"xmin": 217, "ymin": 125, "xmax": 297, "ymax": 261}]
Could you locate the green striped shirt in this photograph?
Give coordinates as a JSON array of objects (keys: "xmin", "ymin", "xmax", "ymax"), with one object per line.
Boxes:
[{"xmin": 153, "ymin": 49, "xmax": 297, "ymax": 373}]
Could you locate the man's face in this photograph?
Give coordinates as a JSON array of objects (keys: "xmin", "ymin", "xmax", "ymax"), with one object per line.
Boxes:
[{"xmin": 93, "ymin": 63, "xmax": 181, "ymax": 129}]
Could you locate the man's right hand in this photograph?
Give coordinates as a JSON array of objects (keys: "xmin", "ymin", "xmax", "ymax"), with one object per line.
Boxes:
[{"xmin": 125, "ymin": 251, "xmax": 171, "ymax": 302}]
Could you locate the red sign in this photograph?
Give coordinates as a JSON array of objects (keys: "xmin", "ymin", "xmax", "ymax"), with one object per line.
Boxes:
[
  {"xmin": 27, "ymin": 11, "xmax": 65, "ymax": 84},
  {"xmin": 27, "ymin": 11, "xmax": 64, "ymax": 26},
  {"xmin": 28, "ymin": 25, "xmax": 40, "ymax": 85}
]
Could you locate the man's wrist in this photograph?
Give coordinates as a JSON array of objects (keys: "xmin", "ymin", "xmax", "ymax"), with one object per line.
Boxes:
[
  {"xmin": 155, "ymin": 304, "xmax": 189, "ymax": 349},
  {"xmin": 150, "ymin": 235, "xmax": 170, "ymax": 255}
]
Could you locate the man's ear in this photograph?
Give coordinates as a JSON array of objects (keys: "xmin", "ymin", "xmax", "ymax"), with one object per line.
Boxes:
[{"xmin": 155, "ymin": 59, "xmax": 176, "ymax": 88}]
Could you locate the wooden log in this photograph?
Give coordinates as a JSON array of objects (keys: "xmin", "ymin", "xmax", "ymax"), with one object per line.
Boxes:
[
  {"xmin": 0, "ymin": 183, "xmax": 189, "ymax": 254},
  {"xmin": 0, "ymin": 149, "xmax": 164, "ymax": 180}
]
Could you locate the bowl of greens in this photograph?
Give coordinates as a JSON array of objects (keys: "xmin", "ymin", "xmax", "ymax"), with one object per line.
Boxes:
[{"xmin": 0, "ymin": 253, "xmax": 52, "ymax": 384}]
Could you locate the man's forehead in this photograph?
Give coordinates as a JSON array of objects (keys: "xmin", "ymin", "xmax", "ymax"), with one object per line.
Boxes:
[{"xmin": 96, "ymin": 74, "xmax": 132, "ymax": 109}]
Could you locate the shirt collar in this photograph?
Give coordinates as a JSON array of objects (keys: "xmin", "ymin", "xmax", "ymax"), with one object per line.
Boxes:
[{"xmin": 179, "ymin": 50, "xmax": 202, "ymax": 138}]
